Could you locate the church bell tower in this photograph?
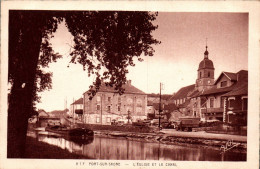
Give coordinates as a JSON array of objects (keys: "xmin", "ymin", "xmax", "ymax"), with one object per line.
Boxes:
[{"xmin": 196, "ymin": 45, "xmax": 215, "ymax": 92}]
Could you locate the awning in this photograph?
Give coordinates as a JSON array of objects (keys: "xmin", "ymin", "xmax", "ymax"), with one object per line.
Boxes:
[
  {"xmin": 75, "ymin": 109, "xmax": 83, "ymax": 114},
  {"xmin": 227, "ymin": 111, "xmax": 235, "ymax": 115}
]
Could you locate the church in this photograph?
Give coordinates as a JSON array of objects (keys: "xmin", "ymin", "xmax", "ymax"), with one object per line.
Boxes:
[{"xmin": 170, "ymin": 45, "xmax": 248, "ymax": 125}]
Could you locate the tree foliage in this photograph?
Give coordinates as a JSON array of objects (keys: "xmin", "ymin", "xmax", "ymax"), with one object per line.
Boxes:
[
  {"xmin": 64, "ymin": 11, "xmax": 160, "ymax": 98},
  {"xmin": 8, "ymin": 10, "xmax": 159, "ymax": 157}
]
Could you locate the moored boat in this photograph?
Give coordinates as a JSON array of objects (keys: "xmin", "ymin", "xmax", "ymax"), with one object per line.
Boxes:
[{"xmin": 45, "ymin": 125, "xmax": 94, "ymax": 138}]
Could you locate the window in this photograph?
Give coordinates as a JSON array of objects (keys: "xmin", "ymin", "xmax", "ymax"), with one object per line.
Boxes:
[
  {"xmin": 200, "ymin": 72, "xmax": 202, "ymax": 78},
  {"xmin": 108, "ymin": 97, "xmax": 111, "ymax": 102},
  {"xmin": 97, "ymin": 104, "xmax": 101, "ymax": 110},
  {"xmin": 137, "ymin": 99, "xmax": 142, "ymax": 107},
  {"xmin": 220, "ymin": 81, "xmax": 227, "ymax": 87},
  {"xmin": 118, "ymin": 97, "xmax": 121, "ymax": 103},
  {"xmin": 97, "ymin": 96, "xmax": 101, "ymax": 102},
  {"xmin": 118, "ymin": 106, "xmax": 121, "ymax": 111},
  {"xmin": 107, "ymin": 106, "xmax": 111, "ymax": 112},
  {"xmin": 229, "ymin": 99, "xmax": 235, "ymax": 109},
  {"xmin": 127, "ymin": 98, "xmax": 133, "ymax": 106},
  {"xmin": 106, "ymin": 117, "xmax": 111, "ymax": 123},
  {"xmin": 208, "ymin": 72, "xmax": 210, "ymax": 77},
  {"xmin": 210, "ymin": 98, "xmax": 214, "ymax": 108},
  {"xmin": 96, "ymin": 117, "xmax": 100, "ymax": 123}
]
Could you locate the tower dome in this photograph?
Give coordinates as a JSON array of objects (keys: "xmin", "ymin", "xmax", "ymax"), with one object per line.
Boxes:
[
  {"xmin": 198, "ymin": 46, "xmax": 214, "ymax": 70},
  {"xmin": 196, "ymin": 45, "xmax": 215, "ymax": 92}
]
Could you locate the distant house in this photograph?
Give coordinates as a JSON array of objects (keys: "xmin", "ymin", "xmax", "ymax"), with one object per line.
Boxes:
[
  {"xmin": 38, "ymin": 109, "xmax": 49, "ymax": 117},
  {"xmin": 83, "ymin": 80, "xmax": 147, "ymax": 125},
  {"xmin": 70, "ymin": 98, "xmax": 83, "ymax": 121},
  {"xmin": 146, "ymin": 94, "xmax": 169, "ymax": 120},
  {"xmin": 168, "ymin": 84, "xmax": 195, "ymax": 116},
  {"xmin": 169, "ymin": 84, "xmax": 194, "ymax": 107},
  {"xmin": 37, "ymin": 109, "xmax": 61, "ymax": 127},
  {"xmin": 147, "ymin": 100, "xmax": 157, "ymax": 119}
]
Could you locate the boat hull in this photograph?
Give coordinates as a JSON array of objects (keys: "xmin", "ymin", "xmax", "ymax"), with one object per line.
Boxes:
[{"xmin": 45, "ymin": 126, "xmax": 94, "ymax": 138}]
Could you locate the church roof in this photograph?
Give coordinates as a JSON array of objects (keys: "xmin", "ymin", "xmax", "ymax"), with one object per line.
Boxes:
[
  {"xmin": 198, "ymin": 46, "xmax": 214, "ymax": 70},
  {"xmin": 171, "ymin": 84, "xmax": 195, "ymax": 100},
  {"xmin": 178, "ymin": 100, "xmax": 190, "ymax": 108},
  {"xmin": 198, "ymin": 58, "xmax": 214, "ymax": 70},
  {"xmin": 189, "ymin": 90, "xmax": 201, "ymax": 98}
]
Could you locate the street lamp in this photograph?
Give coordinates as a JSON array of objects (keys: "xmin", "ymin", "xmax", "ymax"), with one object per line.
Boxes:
[{"xmin": 127, "ymin": 110, "xmax": 130, "ymax": 124}]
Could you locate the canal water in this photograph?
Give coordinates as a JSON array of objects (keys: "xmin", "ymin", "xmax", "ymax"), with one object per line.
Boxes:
[{"xmin": 27, "ymin": 131, "xmax": 246, "ymax": 161}]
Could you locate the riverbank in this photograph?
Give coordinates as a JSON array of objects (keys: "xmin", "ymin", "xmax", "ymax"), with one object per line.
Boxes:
[
  {"xmin": 25, "ymin": 137, "xmax": 91, "ymax": 159},
  {"xmin": 93, "ymin": 129, "xmax": 247, "ymax": 153},
  {"xmin": 75, "ymin": 122, "xmax": 247, "ymax": 153}
]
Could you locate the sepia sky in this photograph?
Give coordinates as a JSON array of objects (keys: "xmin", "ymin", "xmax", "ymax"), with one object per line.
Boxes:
[{"xmin": 36, "ymin": 12, "xmax": 248, "ymax": 112}]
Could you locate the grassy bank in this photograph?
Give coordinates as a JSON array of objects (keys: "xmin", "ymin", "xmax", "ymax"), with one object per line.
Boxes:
[{"xmin": 25, "ymin": 137, "xmax": 91, "ymax": 159}]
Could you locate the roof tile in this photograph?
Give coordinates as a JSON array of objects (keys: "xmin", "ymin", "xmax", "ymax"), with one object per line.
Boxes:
[
  {"xmin": 172, "ymin": 84, "xmax": 195, "ymax": 99},
  {"xmin": 94, "ymin": 82, "xmax": 146, "ymax": 95},
  {"xmin": 71, "ymin": 98, "xmax": 83, "ymax": 105}
]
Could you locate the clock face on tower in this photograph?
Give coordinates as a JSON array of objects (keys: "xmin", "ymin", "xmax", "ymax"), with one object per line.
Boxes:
[{"xmin": 208, "ymin": 80, "xmax": 211, "ymax": 84}]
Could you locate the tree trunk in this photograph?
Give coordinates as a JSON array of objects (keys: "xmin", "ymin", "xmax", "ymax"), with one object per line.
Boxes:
[{"xmin": 7, "ymin": 12, "xmax": 43, "ymax": 158}]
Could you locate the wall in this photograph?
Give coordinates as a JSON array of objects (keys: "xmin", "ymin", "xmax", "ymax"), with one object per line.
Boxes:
[
  {"xmin": 70, "ymin": 104, "xmax": 83, "ymax": 112},
  {"xmin": 84, "ymin": 92, "xmax": 147, "ymax": 124},
  {"xmin": 190, "ymin": 97, "xmax": 200, "ymax": 117},
  {"xmin": 206, "ymin": 95, "xmax": 222, "ymax": 108}
]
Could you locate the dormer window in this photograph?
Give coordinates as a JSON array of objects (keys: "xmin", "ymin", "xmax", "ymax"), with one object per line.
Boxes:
[{"xmin": 220, "ymin": 81, "xmax": 227, "ymax": 87}]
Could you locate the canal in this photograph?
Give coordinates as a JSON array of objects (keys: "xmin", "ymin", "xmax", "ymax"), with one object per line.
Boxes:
[{"xmin": 27, "ymin": 131, "xmax": 246, "ymax": 161}]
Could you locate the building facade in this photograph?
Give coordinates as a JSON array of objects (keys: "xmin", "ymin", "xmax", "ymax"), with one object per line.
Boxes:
[
  {"xmin": 83, "ymin": 80, "xmax": 147, "ymax": 125},
  {"xmin": 200, "ymin": 70, "xmax": 248, "ymax": 123}
]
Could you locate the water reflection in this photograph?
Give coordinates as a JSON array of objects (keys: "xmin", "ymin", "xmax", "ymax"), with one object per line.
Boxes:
[
  {"xmin": 83, "ymin": 136, "xmax": 245, "ymax": 161},
  {"xmin": 29, "ymin": 131, "xmax": 246, "ymax": 161}
]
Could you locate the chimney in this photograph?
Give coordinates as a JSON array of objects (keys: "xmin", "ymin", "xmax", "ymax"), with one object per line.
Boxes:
[{"xmin": 127, "ymin": 80, "xmax": 132, "ymax": 85}]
